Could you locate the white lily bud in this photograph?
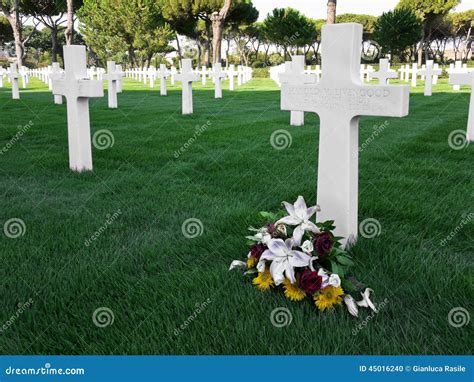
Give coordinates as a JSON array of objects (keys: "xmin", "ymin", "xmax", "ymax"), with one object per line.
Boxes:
[
  {"xmin": 328, "ymin": 273, "xmax": 341, "ymax": 288},
  {"xmin": 356, "ymin": 288, "xmax": 378, "ymax": 313},
  {"xmin": 301, "ymin": 240, "xmax": 314, "ymax": 254},
  {"xmin": 228, "ymin": 260, "xmax": 247, "ymax": 271},
  {"xmin": 344, "ymin": 295, "xmax": 359, "ymax": 317}
]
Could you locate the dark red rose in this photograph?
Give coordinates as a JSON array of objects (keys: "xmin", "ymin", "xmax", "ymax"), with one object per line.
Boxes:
[
  {"xmin": 250, "ymin": 243, "xmax": 266, "ymax": 261},
  {"xmin": 299, "ymin": 269, "xmax": 322, "ymax": 294},
  {"xmin": 313, "ymin": 231, "xmax": 333, "ymax": 256}
]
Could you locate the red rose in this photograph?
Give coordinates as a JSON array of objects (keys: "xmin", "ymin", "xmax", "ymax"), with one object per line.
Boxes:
[
  {"xmin": 299, "ymin": 269, "xmax": 322, "ymax": 294},
  {"xmin": 313, "ymin": 231, "xmax": 333, "ymax": 256},
  {"xmin": 250, "ymin": 243, "xmax": 266, "ymax": 261}
]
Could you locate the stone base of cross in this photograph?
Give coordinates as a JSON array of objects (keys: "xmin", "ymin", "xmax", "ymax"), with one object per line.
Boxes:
[
  {"xmin": 280, "ymin": 23, "xmax": 410, "ymax": 246},
  {"xmin": 51, "ymin": 45, "xmax": 104, "ymax": 172},
  {"xmin": 449, "ymin": 71, "xmax": 474, "ymax": 142}
]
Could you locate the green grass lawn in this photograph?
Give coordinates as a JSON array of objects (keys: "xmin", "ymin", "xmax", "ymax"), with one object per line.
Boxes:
[{"xmin": 0, "ymin": 75, "xmax": 472, "ymax": 355}]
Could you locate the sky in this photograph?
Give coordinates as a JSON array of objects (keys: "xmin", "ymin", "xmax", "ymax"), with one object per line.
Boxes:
[{"xmin": 253, "ymin": 0, "xmax": 473, "ymax": 20}]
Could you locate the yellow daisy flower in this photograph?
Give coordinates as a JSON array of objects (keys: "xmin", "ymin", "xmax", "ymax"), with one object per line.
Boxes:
[
  {"xmin": 247, "ymin": 256, "xmax": 257, "ymax": 269},
  {"xmin": 314, "ymin": 285, "xmax": 344, "ymax": 311},
  {"xmin": 252, "ymin": 269, "xmax": 274, "ymax": 291},
  {"xmin": 283, "ymin": 278, "xmax": 306, "ymax": 302}
]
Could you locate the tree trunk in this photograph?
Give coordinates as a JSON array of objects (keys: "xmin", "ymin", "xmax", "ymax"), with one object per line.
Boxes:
[
  {"xmin": 175, "ymin": 34, "xmax": 182, "ymax": 59},
  {"xmin": 210, "ymin": 0, "xmax": 232, "ymax": 64},
  {"xmin": 1, "ymin": 0, "xmax": 23, "ymax": 67},
  {"xmin": 65, "ymin": 0, "xmax": 74, "ymax": 45},
  {"xmin": 327, "ymin": 0, "xmax": 337, "ymax": 24},
  {"xmin": 51, "ymin": 26, "xmax": 59, "ymax": 62}
]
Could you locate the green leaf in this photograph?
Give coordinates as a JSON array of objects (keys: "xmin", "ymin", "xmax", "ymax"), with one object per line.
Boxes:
[
  {"xmin": 330, "ymin": 260, "xmax": 345, "ymax": 277},
  {"xmin": 341, "ymin": 278, "xmax": 357, "ymax": 293},
  {"xmin": 337, "ymin": 255, "xmax": 354, "ymax": 266}
]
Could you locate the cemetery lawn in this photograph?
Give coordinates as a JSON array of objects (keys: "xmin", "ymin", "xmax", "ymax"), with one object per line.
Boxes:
[{"xmin": 0, "ymin": 76, "xmax": 472, "ymax": 355}]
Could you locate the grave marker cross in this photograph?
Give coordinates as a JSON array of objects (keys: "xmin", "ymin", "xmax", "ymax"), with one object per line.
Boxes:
[
  {"xmin": 51, "ymin": 45, "xmax": 104, "ymax": 172},
  {"xmin": 419, "ymin": 60, "xmax": 442, "ymax": 96},
  {"xmin": 449, "ymin": 71, "xmax": 474, "ymax": 142},
  {"xmin": 280, "ymin": 23, "xmax": 410, "ymax": 245},
  {"xmin": 372, "ymin": 59, "xmax": 398, "ymax": 85}
]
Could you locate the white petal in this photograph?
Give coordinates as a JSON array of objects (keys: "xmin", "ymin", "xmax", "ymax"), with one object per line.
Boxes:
[
  {"xmin": 356, "ymin": 288, "xmax": 378, "ymax": 313},
  {"xmin": 260, "ymin": 249, "xmax": 277, "ymax": 262},
  {"xmin": 328, "ymin": 274, "xmax": 341, "ymax": 288},
  {"xmin": 282, "ymin": 201, "xmax": 295, "ymax": 217},
  {"xmin": 294, "ymin": 195, "xmax": 307, "ymax": 219},
  {"xmin": 256, "ymin": 258, "xmax": 266, "ymax": 273},
  {"xmin": 285, "ymin": 261, "xmax": 296, "ymax": 284},
  {"xmin": 289, "ymin": 250, "xmax": 311, "ymax": 267},
  {"xmin": 302, "ymin": 221, "xmax": 320, "ymax": 233},
  {"xmin": 306, "ymin": 205, "xmax": 320, "ymax": 219},
  {"xmin": 270, "ymin": 260, "xmax": 286, "ymax": 286},
  {"xmin": 277, "ymin": 216, "xmax": 301, "ymax": 226},
  {"xmin": 267, "ymin": 239, "xmax": 288, "ymax": 257},
  {"xmin": 292, "ymin": 225, "xmax": 304, "ymax": 246},
  {"xmin": 229, "ymin": 260, "xmax": 247, "ymax": 271},
  {"xmin": 344, "ymin": 295, "xmax": 359, "ymax": 317}
]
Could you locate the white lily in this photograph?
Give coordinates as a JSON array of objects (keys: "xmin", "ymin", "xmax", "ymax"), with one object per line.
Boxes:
[
  {"xmin": 344, "ymin": 295, "xmax": 359, "ymax": 317},
  {"xmin": 228, "ymin": 260, "xmax": 247, "ymax": 271},
  {"xmin": 256, "ymin": 237, "xmax": 310, "ymax": 286},
  {"xmin": 318, "ymin": 268, "xmax": 330, "ymax": 288},
  {"xmin": 356, "ymin": 288, "xmax": 378, "ymax": 313},
  {"xmin": 277, "ymin": 196, "xmax": 320, "ymax": 244},
  {"xmin": 328, "ymin": 273, "xmax": 341, "ymax": 288},
  {"xmin": 301, "ymin": 240, "xmax": 314, "ymax": 254},
  {"xmin": 246, "ymin": 226, "xmax": 271, "ymax": 244}
]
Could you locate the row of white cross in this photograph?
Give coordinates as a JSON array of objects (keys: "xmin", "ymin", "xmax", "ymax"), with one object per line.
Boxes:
[{"xmin": 1, "ymin": 24, "xmax": 472, "ymax": 248}]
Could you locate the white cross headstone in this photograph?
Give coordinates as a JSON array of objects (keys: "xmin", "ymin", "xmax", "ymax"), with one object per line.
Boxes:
[
  {"xmin": 237, "ymin": 65, "xmax": 243, "ymax": 86},
  {"xmin": 449, "ymin": 71, "xmax": 474, "ymax": 142},
  {"xmin": 51, "ymin": 45, "xmax": 104, "ymax": 172},
  {"xmin": 0, "ymin": 67, "xmax": 5, "ymax": 87},
  {"xmin": 9, "ymin": 63, "xmax": 20, "ymax": 99},
  {"xmin": 175, "ymin": 59, "xmax": 200, "ymax": 115},
  {"xmin": 419, "ymin": 60, "xmax": 442, "ymax": 96},
  {"xmin": 50, "ymin": 62, "xmax": 64, "ymax": 104},
  {"xmin": 404, "ymin": 64, "xmax": 410, "ymax": 82},
  {"xmin": 420, "ymin": 64, "xmax": 426, "ymax": 81},
  {"xmin": 410, "ymin": 63, "xmax": 418, "ymax": 87},
  {"xmin": 158, "ymin": 64, "xmax": 169, "ymax": 96},
  {"xmin": 201, "ymin": 65, "xmax": 208, "ymax": 85},
  {"xmin": 170, "ymin": 66, "xmax": 177, "ymax": 85},
  {"xmin": 47, "ymin": 65, "xmax": 53, "ymax": 90},
  {"xmin": 280, "ymin": 23, "xmax": 410, "ymax": 245},
  {"xmin": 210, "ymin": 63, "xmax": 227, "ymax": 99},
  {"xmin": 103, "ymin": 61, "xmax": 121, "ymax": 109},
  {"xmin": 279, "ymin": 56, "xmax": 316, "ymax": 126},
  {"xmin": 20, "ymin": 66, "xmax": 28, "ymax": 89},
  {"xmin": 372, "ymin": 59, "xmax": 398, "ymax": 85},
  {"xmin": 432, "ymin": 63, "xmax": 440, "ymax": 85},
  {"xmin": 227, "ymin": 64, "xmax": 237, "ymax": 91}
]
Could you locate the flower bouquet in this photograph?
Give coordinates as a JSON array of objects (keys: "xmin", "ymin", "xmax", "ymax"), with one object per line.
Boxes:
[{"xmin": 229, "ymin": 196, "xmax": 378, "ymax": 317}]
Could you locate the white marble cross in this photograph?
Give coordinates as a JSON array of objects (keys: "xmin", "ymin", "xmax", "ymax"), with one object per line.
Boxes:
[
  {"xmin": 0, "ymin": 66, "xmax": 6, "ymax": 87},
  {"xmin": 227, "ymin": 64, "xmax": 238, "ymax": 91},
  {"xmin": 419, "ymin": 60, "xmax": 442, "ymax": 96},
  {"xmin": 148, "ymin": 66, "xmax": 156, "ymax": 88},
  {"xmin": 50, "ymin": 62, "xmax": 64, "ymax": 104},
  {"xmin": 175, "ymin": 59, "xmax": 200, "ymax": 115},
  {"xmin": 433, "ymin": 63, "xmax": 440, "ymax": 85},
  {"xmin": 372, "ymin": 59, "xmax": 398, "ymax": 85},
  {"xmin": 279, "ymin": 56, "xmax": 316, "ymax": 126},
  {"xmin": 201, "ymin": 65, "xmax": 208, "ymax": 85},
  {"xmin": 449, "ymin": 70, "xmax": 474, "ymax": 142},
  {"xmin": 158, "ymin": 64, "xmax": 169, "ymax": 96},
  {"xmin": 237, "ymin": 65, "xmax": 243, "ymax": 86},
  {"xmin": 280, "ymin": 23, "xmax": 410, "ymax": 245},
  {"xmin": 170, "ymin": 66, "xmax": 177, "ymax": 85},
  {"xmin": 9, "ymin": 63, "xmax": 20, "ymax": 99},
  {"xmin": 210, "ymin": 63, "xmax": 227, "ymax": 99},
  {"xmin": 410, "ymin": 63, "xmax": 418, "ymax": 87},
  {"xmin": 51, "ymin": 45, "xmax": 104, "ymax": 172},
  {"xmin": 103, "ymin": 61, "xmax": 122, "ymax": 108}
]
